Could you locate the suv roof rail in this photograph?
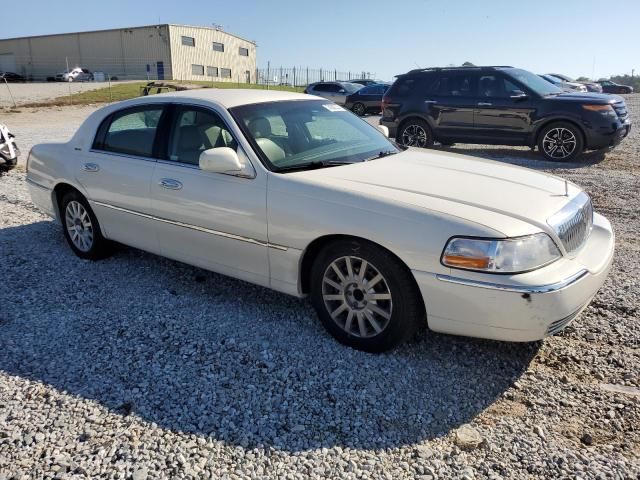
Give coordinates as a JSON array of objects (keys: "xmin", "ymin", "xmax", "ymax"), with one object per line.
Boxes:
[{"xmin": 403, "ymin": 65, "xmax": 514, "ymax": 75}]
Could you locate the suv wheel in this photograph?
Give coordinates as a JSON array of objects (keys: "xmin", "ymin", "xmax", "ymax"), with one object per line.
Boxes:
[
  {"xmin": 351, "ymin": 102, "xmax": 366, "ymax": 116},
  {"xmin": 397, "ymin": 119, "xmax": 434, "ymax": 148},
  {"xmin": 538, "ymin": 122, "xmax": 584, "ymax": 162},
  {"xmin": 310, "ymin": 239, "xmax": 423, "ymax": 352}
]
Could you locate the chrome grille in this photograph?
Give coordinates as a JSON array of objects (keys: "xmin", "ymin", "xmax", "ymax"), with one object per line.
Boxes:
[
  {"xmin": 613, "ymin": 101, "xmax": 628, "ymax": 121},
  {"xmin": 547, "ymin": 192, "xmax": 593, "ymax": 254}
]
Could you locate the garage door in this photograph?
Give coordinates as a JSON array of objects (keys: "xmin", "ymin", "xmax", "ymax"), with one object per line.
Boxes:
[{"xmin": 0, "ymin": 53, "xmax": 16, "ymax": 73}]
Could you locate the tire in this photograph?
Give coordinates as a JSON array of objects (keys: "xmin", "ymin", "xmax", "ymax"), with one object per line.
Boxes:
[
  {"xmin": 537, "ymin": 121, "xmax": 584, "ymax": 162},
  {"xmin": 310, "ymin": 239, "xmax": 424, "ymax": 352},
  {"xmin": 60, "ymin": 190, "xmax": 112, "ymax": 260},
  {"xmin": 439, "ymin": 141, "xmax": 455, "ymax": 147},
  {"xmin": 352, "ymin": 102, "xmax": 366, "ymax": 116},
  {"xmin": 396, "ymin": 118, "xmax": 434, "ymax": 148}
]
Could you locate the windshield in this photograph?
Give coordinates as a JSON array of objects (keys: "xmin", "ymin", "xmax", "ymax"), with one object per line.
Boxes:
[
  {"xmin": 342, "ymin": 82, "xmax": 364, "ymax": 93},
  {"xmin": 230, "ymin": 99, "xmax": 399, "ymax": 172},
  {"xmin": 506, "ymin": 68, "xmax": 563, "ymax": 95}
]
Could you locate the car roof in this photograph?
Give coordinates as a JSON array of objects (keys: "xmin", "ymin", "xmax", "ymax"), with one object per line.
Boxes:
[{"xmin": 121, "ymin": 88, "xmax": 316, "ymax": 109}]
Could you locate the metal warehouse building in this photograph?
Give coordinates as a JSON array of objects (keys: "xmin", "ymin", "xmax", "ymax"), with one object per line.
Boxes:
[{"xmin": 0, "ymin": 24, "xmax": 257, "ymax": 82}]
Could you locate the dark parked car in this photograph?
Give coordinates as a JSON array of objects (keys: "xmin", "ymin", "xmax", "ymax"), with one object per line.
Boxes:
[
  {"xmin": 550, "ymin": 73, "xmax": 602, "ymax": 93},
  {"xmin": 598, "ymin": 80, "xmax": 634, "ymax": 94},
  {"xmin": 304, "ymin": 81, "xmax": 363, "ymax": 105},
  {"xmin": 0, "ymin": 72, "xmax": 26, "ymax": 83},
  {"xmin": 380, "ymin": 66, "xmax": 631, "ymax": 161},
  {"xmin": 344, "ymin": 83, "xmax": 390, "ymax": 116}
]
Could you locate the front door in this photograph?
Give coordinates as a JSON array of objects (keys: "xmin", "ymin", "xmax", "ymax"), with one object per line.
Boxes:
[
  {"xmin": 78, "ymin": 104, "xmax": 166, "ymax": 253},
  {"xmin": 149, "ymin": 105, "xmax": 270, "ymax": 286},
  {"xmin": 473, "ymin": 74, "xmax": 535, "ymax": 143},
  {"xmin": 157, "ymin": 61, "xmax": 164, "ymax": 80}
]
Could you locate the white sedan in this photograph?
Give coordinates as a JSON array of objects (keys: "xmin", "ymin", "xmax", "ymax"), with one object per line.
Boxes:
[{"xmin": 26, "ymin": 89, "xmax": 614, "ymax": 352}]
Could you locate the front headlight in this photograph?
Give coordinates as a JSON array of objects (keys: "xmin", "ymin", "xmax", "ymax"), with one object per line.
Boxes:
[{"xmin": 441, "ymin": 233, "xmax": 561, "ymax": 273}]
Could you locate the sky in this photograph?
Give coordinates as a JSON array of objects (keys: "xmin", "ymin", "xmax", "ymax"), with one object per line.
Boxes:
[{"xmin": 5, "ymin": 0, "xmax": 640, "ymax": 81}]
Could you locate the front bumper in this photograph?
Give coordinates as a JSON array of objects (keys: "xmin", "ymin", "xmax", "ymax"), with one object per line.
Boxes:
[
  {"xmin": 412, "ymin": 212, "xmax": 615, "ymax": 342},
  {"xmin": 585, "ymin": 117, "xmax": 631, "ymax": 150}
]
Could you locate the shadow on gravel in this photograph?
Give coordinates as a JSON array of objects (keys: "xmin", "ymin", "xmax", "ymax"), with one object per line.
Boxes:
[
  {"xmin": 441, "ymin": 146, "xmax": 607, "ymax": 170},
  {"xmin": 0, "ymin": 221, "xmax": 539, "ymax": 452}
]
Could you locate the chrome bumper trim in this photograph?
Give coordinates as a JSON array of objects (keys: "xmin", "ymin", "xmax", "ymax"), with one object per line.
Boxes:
[
  {"xmin": 26, "ymin": 177, "xmax": 51, "ymax": 191},
  {"xmin": 92, "ymin": 201, "xmax": 288, "ymax": 251},
  {"xmin": 436, "ymin": 269, "xmax": 589, "ymax": 294}
]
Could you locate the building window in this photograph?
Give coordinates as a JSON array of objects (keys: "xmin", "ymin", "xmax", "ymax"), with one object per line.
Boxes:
[
  {"xmin": 212, "ymin": 42, "xmax": 224, "ymax": 52},
  {"xmin": 221, "ymin": 68, "xmax": 231, "ymax": 78},
  {"xmin": 191, "ymin": 64, "xmax": 204, "ymax": 76},
  {"xmin": 207, "ymin": 66, "xmax": 218, "ymax": 77},
  {"xmin": 181, "ymin": 36, "xmax": 195, "ymax": 47},
  {"xmin": 239, "ymin": 47, "xmax": 249, "ymax": 57}
]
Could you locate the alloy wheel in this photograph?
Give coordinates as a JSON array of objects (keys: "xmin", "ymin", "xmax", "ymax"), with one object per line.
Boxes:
[
  {"xmin": 352, "ymin": 103, "xmax": 365, "ymax": 116},
  {"xmin": 322, "ymin": 256, "xmax": 393, "ymax": 338},
  {"xmin": 65, "ymin": 200, "xmax": 94, "ymax": 252},
  {"xmin": 401, "ymin": 124, "xmax": 429, "ymax": 147},
  {"xmin": 542, "ymin": 127, "xmax": 577, "ymax": 160}
]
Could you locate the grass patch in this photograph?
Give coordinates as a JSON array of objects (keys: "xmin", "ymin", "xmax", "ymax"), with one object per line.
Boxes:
[{"xmin": 22, "ymin": 81, "xmax": 305, "ymax": 108}]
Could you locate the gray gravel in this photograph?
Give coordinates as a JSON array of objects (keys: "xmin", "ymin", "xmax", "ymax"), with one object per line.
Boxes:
[{"xmin": 1, "ymin": 96, "xmax": 639, "ymax": 479}]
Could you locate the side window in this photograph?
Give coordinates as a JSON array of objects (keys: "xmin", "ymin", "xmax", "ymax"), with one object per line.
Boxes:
[
  {"xmin": 359, "ymin": 86, "xmax": 373, "ymax": 95},
  {"xmin": 95, "ymin": 106, "xmax": 164, "ymax": 157},
  {"xmin": 504, "ymin": 78, "xmax": 521, "ymax": 95},
  {"xmin": 434, "ymin": 74, "xmax": 475, "ymax": 97},
  {"xmin": 313, "ymin": 83, "xmax": 328, "ymax": 92},
  {"xmin": 168, "ymin": 107, "xmax": 238, "ymax": 166},
  {"xmin": 326, "ymin": 84, "xmax": 342, "ymax": 93},
  {"xmin": 393, "ymin": 76, "xmax": 433, "ymax": 97},
  {"xmin": 478, "ymin": 75, "xmax": 523, "ymax": 98}
]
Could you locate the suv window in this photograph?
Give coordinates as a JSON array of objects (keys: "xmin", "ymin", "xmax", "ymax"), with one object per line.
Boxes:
[
  {"xmin": 325, "ymin": 84, "xmax": 342, "ymax": 93},
  {"xmin": 431, "ymin": 74, "xmax": 476, "ymax": 97},
  {"xmin": 477, "ymin": 75, "xmax": 523, "ymax": 98},
  {"xmin": 391, "ymin": 75, "xmax": 434, "ymax": 97},
  {"xmin": 168, "ymin": 107, "xmax": 238, "ymax": 165},
  {"xmin": 95, "ymin": 106, "xmax": 164, "ymax": 157}
]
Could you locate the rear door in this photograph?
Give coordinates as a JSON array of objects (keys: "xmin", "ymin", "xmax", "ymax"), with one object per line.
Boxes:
[
  {"xmin": 79, "ymin": 104, "xmax": 167, "ymax": 253},
  {"xmin": 428, "ymin": 72, "xmax": 477, "ymax": 139},
  {"xmin": 473, "ymin": 74, "xmax": 535, "ymax": 143}
]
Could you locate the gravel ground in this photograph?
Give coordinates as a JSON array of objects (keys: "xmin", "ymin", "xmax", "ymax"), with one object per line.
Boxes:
[
  {"xmin": 1, "ymin": 96, "xmax": 639, "ymax": 479},
  {"xmin": 0, "ymin": 82, "xmax": 132, "ymax": 108}
]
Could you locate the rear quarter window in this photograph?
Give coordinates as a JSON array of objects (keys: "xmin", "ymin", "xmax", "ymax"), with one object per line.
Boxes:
[{"xmin": 93, "ymin": 106, "xmax": 165, "ymax": 158}]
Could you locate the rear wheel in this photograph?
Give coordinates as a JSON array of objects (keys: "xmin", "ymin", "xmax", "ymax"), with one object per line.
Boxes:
[
  {"xmin": 60, "ymin": 191, "xmax": 112, "ymax": 260},
  {"xmin": 397, "ymin": 119, "xmax": 434, "ymax": 148},
  {"xmin": 310, "ymin": 239, "xmax": 423, "ymax": 352},
  {"xmin": 352, "ymin": 102, "xmax": 366, "ymax": 116},
  {"xmin": 537, "ymin": 122, "xmax": 584, "ymax": 162}
]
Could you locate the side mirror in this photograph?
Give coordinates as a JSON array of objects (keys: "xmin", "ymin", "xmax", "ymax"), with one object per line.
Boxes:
[
  {"xmin": 339, "ymin": 89, "xmax": 346, "ymax": 93},
  {"xmin": 199, "ymin": 147, "xmax": 243, "ymax": 174},
  {"xmin": 510, "ymin": 90, "xmax": 528, "ymax": 100},
  {"xmin": 377, "ymin": 125, "xmax": 389, "ymax": 137}
]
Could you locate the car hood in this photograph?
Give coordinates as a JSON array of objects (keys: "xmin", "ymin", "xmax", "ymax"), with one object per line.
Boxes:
[
  {"xmin": 547, "ymin": 91, "xmax": 624, "ymax": 104},
  {"xmin": 287, "ymin": 149, "xmax": 582, "ymax": 236}
]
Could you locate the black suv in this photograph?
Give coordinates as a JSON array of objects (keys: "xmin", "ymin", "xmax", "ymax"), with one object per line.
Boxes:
[{"xmin": 380, "ymin": 66, "xmax": 631, "ymax": 161}]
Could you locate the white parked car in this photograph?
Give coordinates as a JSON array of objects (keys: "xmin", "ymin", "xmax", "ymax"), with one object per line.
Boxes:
[
  {"xmin": 55, "ymin": 67, "xmax": 93, "ymax": 82},
  {"xmin": 26, "ymin": 90, "xmax": 614, "ymax": 352}
]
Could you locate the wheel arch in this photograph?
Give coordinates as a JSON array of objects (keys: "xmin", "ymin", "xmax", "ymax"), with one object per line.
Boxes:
[
  {"xmin": 532, "ymin": 117, "xmax": 586, "ymax": 149},
  {"xmin": 397, "ymin": 114, "xmax": 435, "ymax": 136},
  {"xmin": 298, "ymin": 234, "xmax": 426, "ymax": 316},
  {"xmin": 52, "ymin": 182, "xmax": 85, "ymax": 220}
]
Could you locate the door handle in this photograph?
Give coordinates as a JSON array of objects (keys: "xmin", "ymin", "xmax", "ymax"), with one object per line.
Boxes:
[
  {"xmin": 82, "ymin": 163, "xmax": 100, "ymax": 172},
  {"xmin": 159, "ymin": 178, "xmax": 183, "ymax": 190},
  {"xmin": 477, "ymin": 102, "xmax": 493, "ymax": 106}
]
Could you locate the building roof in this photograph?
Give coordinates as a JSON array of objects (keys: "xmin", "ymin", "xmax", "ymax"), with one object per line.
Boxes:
[{"xmin": 0, "ymin": 24, "xmax": 255, "ymax": 45}]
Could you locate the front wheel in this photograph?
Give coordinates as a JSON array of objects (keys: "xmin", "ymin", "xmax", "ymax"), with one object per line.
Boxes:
[
  {"xmin": 61, "ymin": 191, "xmax": 112, "ymax": 260},
  {"xmin": 537, "ymin": 122, "xmax": 584, "ymax": 162},
  {"xmin": 397, "ymin": 119, "xmax": 434, "ymax": 148},
  {"xmin": 351, "ymin": 102, "xmax": 366, "ymax": 116},
  {"xmin": 310, "ymin": 239, "xmax": 424, "ymax": 352}
]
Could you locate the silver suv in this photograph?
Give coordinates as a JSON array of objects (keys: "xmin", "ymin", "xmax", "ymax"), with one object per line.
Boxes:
[{"xmin": 304, "ymin": 81, "xmax": 363, "ymax": 105}]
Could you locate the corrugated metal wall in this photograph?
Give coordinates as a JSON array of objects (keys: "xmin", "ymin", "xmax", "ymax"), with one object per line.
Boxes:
[
  {"xmin": 168, "ymin": 25, "xmax": 257, "ymax": 83},
  {"xmin": 0, "ymin": 24, "xmax": 255, "ymax": 82}
]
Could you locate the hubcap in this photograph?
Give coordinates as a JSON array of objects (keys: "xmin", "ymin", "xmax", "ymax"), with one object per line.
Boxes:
[
  {"xmin": 542, "ymin": 127, "xmax": 577, "ymax": 159},
  {"xmin": 401, "ymin": 124, "xmax": 428, "ymax": 147},
  {"xmin": 353, "ymin": 103, "xmax": 365, "ymax": 116},
  {"xmin": 65, "ymin": 201, "xmax": 93, "ymax": 252},
  {"xmin": 322, "ymin": 256, "xmax": 393, "ymax": 338}
]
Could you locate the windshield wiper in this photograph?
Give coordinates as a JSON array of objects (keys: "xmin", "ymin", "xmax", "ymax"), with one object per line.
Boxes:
[
  {"xmin": 363, "ymin": 150, "xmax": 399, "ymax": 162},
  {"xmin": 275, "ymin": 160, "xmax": 354, "ymax": 173}
]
